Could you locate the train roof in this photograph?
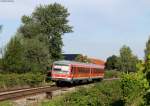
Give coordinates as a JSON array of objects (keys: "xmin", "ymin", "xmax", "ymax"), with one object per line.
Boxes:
[{"xmin": 53, "ymin": 60, "xmax": 104, "ymax": 68}]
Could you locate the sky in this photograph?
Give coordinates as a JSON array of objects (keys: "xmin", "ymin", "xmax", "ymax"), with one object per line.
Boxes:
[{"xmin": 0, "ymin": 0, "xmax": 150, "ymax": 60}]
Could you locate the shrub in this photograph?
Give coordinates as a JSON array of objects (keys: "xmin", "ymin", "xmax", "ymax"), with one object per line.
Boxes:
[
  {"xmin": 0, "ymin": 101, "xmax": 13, "ymax": 106},
  {"xmin": 104, "ymin": 70, "xmax": 121, "ymax": 78},
  {"xmin": 42, "ymin": 80, "xmax": 123, "ymax": 106},
  {"xmin": 0, "ymin": 73, "xmax": 46, "ymax": 89},
  {"xmin": 121, "ymin": 62, "xmax": 149, "ymax": 106}
]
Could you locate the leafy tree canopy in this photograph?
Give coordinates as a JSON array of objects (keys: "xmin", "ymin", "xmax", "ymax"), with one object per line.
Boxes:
[
  {"xmin": 2, "ymin": 3, "xmax": 73, "ymax": 73},
  {"xmin": 19, "ymin": 3, "xmax": 73, "ymax": 61},
  {"xmin": 145, "ymin": 37, "xmax": 150, "ymax": 61},
  {"xmin": 105, "ymin": 55, "xmax": 118, "ymax": 70},
  {"xmin": 118, "ymin": 45, "xmax": 139, "ymax": 72}
]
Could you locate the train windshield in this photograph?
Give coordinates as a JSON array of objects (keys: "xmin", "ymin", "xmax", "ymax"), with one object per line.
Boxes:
[{"xmin": 53, "ymin": 64, "xmax": 70, "ymax": 73}]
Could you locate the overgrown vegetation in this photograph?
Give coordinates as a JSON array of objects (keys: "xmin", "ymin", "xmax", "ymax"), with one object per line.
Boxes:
[
  {"xmin": 41, "ymin": 80, "xmax": 123, "ymax": 106},
  {"xmin": 0, "ymin": 73, "xmax": 46, "ymax": 89},
  {"xmin": 121, "ymin": 63, "xmax": 149, "ymax": 105},
  {"xmin": 104, "ymin": 70, "xmax": 121, "ymax": 78},
  {"xmin": 0, "ymin": 101, "xmax": 12, "ymax": 106}
]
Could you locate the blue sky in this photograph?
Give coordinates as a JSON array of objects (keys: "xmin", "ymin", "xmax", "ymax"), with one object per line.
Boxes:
[{"xmin": 0, "ymin": 0, "xmax": 150, "ymax": 60}]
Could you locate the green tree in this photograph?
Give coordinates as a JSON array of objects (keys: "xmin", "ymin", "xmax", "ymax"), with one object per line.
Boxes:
[
  {"xmin": 2, "ymin": 35, "xmax": 26, "ymax": 73},
  {"xmin": 2, "ymin": 3, "xmax": 73, "ymax": 73},
  {"xmin": 145, "ymin": 37, "xmax": 150, "ymax": 61},
  {"xmin": 19, "ymin": 3, "xmax": 73, "ymax": 61},
  {"xmin": 3, "ymin": 33, "xmax": 51, "ymax": 73},
  {"xmin": 105, "ymin": 55, "xmax": 118, "ymax": 70},
  {"xmin": 143, "ymin": 54, "xmax": 150, "ymax": 105},
  {"xmin": 22, "ymin": 37, "xmax": 51, "ymax": 73},
  {"xmin": 118, "ymin": 45, "xmax": 139, "ymax": 72},
  {"xmin": 121, "ymin": 61, "xmax": 149, "ymax": 105}
]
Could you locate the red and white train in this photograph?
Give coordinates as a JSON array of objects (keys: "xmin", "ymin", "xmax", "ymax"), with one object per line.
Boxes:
[{"xmin": 50, "ymin": 60, "xmax": 105, "ymax": 85}]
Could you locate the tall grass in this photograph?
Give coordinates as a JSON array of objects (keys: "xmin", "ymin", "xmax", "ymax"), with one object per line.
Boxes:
[{"xmin": 0, "ymin": 73, "xmax": 46, "ymax": 90}]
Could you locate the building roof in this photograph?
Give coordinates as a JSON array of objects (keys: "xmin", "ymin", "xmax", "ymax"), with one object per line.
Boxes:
[
  {"xmin": 89, "ymin": 58, "xmax": 105, "ymax": 65},
  {"xmin": 63, "ymin": 54, "xmax": 105, "ymax": 66}
]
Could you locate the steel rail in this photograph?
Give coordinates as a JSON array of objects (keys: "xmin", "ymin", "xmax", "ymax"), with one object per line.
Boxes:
[{"xmin": 0, "ymin": 85, "xmax": 61, "ymax": 101}]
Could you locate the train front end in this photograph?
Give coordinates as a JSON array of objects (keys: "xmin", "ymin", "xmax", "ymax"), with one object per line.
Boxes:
[{"xmin": 51, "ymin": 62, "xmax": 72, "ymax": 85}]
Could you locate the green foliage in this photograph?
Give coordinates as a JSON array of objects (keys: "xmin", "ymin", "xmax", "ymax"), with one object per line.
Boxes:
[
  {"xmin": 22, "ymin": 37, "xmax": 51, "ymax": 73},
  {"xmin": 0, "ymin": 73, "xmax": 45, "ymax": 89},
  {"xmin": 2, "ymin": 34, "xmax": 51, "ymax": 73},
  {"xmin": 105, "ymin": 55, "xmax": 118, "ymax": 70},
  {"xmin": 2, "ymin": 3, "xmax": 72, "ymax": 73},
  {"xmin": 118, "ymin": 45, "xmax": 139, "ymax": 72},
  {"xmin": 143, "ymin": 54, "xmax": 150, "ymax": 105},
  {"xmin": 105, "ymin": 45, "xmax": 139, "ymax": 72},
  {"xmin": 42, "ymin": 80, "xmax": 123, "ymax": 106},
  {"xmin": 75, "ymin": 54, "xmax": 91, "ymax": 63},
  {"xmin": 0, "ymin": 101, "xmax": 12, "ymax": 106},
  {"xmin": 19, "ymin": 3, "xmax": 73, "ymax": 61},
  {"xmin": 2, "ymin": 35, "xmax": 26, "ymax": 73},
  {"xmin": 121, "ymin": 62, "xmax": 149, "ymax": 106},
  {"xmin": 104, "ymin": 70, "xmax": 121, "ymax": 78},
  {"xmin": 144, "ymin": 37, "xmax": 150, "ymax": 61}
]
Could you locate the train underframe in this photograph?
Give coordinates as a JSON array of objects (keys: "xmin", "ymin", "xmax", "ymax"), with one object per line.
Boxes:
[{"xmin": 53, "ymin": 77, "xmax": 103, "ymax": 86}]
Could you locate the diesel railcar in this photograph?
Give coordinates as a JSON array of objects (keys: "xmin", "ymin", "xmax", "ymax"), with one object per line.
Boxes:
[{"xmin": 50, "ymin": 60, "xmax": 105, "ymax": 85}]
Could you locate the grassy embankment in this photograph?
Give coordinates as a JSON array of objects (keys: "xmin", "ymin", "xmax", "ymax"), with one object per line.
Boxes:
[
  {"xmin": 0, "ymin": 70, "xmax": 120, "ymax": 90},
  {"xmin": 0, "ymin": 73, "xmax": 49, "ymax": 90},
  {"xmin": 0, "ymin": 80, "xmax": 122, "ymax": 106},
  {"xmin": 39, "ymin": 71, "xmax": 123, "ymax": 106},
  {"xmin": 0, "ymin": 70, "xmax": 122, "ymax": 106},
  {"xmin": 41, "ymin": 80, "xmax": 123, "ymax": 106}
]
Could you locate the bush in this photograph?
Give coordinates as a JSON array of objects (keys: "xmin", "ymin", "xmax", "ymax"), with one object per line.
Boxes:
[
  {"xmin": 42, "ymin": 80, "xmax": 123, "ymax": 106},
  {"xmin": 0, "ymin": 73, "xmax": 46, "ymax": 89},
  {"xmin": 104, "ymin": 70, "xmax": 121, "ymax": 78},
  {"xmin": 121, "ymin": 70, "xmax": 149, "ymax": 105},
  {"xmin": 0, "ymin": 101, "xmax": 12, "ymax": 106}
]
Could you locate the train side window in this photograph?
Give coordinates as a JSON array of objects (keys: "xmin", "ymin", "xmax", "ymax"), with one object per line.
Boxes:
[
  {"xmin": 83, "ymin": 67, "xmax": 85, "ymax": 73},
  {"xmin": 74, "ymin": 67, "xmax": 77, "ymax": 74},
  {"xmin": 71, "ymin": 67, "xmax": 74, "ymax": 74},
  {"xmin": 81, "ymin": 67, "xmax": 83, "ymax": 73},
  {"xmin": 86, "ymin": 68, "xmax": 88, "ymax": 73},
  {"xmin": 79, "ymin": 67, "xmax": 81, "ymax": 73},
  {"xmin": 73, "ymin": 67, "xmax": 75, "ymax": 74}
]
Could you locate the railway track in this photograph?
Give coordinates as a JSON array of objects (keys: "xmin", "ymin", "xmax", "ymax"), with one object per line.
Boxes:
[
  {"xmin": 0, "ymin": 78, "xmax": 119, "ymax": 101},
  {"xmin": 0, "ymin": 85, "xmax": 63, "ymax": 101}
]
